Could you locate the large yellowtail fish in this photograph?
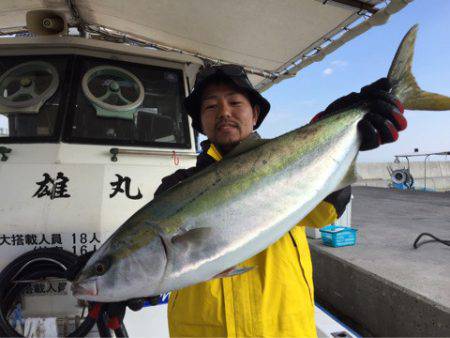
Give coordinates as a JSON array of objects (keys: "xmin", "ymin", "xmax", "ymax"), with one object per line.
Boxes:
[{"xmin": 72, "ymin": 25, "xmax": 450, "ymax": 301}]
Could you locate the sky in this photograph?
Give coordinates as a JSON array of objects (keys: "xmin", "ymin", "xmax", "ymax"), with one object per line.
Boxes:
[{"xmin": 258, "ymin": 0, "xmax": 450, "ymax": 163}]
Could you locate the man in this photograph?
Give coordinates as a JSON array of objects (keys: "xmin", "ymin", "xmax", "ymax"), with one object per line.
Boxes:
[{"xmin": 154, "ymin": 65, "xmax": 406, "ymax": 337}]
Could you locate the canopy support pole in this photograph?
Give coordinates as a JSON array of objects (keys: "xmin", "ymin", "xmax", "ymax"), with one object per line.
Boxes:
[{"xmin": 324, "ymin": 0, "xmax": 378, "ymax": 14}]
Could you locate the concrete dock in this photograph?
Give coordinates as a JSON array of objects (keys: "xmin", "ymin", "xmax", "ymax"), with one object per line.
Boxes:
[{"xmin": 309, "ymin": 187, "xmax": 450, "ymax": 337}]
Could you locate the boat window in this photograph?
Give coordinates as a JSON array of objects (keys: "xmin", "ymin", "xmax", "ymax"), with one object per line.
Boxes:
[
  {"xmin": 0, "ymin": 57, "xmax": 68, "ymax": 142},
  {"xmin": 64, "ymin": 56, "xmax": 190, "ymax": 148}
]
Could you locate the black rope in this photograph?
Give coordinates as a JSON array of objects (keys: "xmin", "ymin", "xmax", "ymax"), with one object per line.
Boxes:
[{"xmin": 413, "ymin": 232, "xmax": 450, "ymax": 249}]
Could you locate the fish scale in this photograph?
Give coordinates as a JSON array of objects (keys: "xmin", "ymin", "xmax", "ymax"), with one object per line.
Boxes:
[{"xmin": 72, "ymin": 25, "xmax": 450, "ymax": 302}]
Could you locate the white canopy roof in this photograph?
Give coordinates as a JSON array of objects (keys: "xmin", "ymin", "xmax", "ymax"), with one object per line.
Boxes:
[{"xmin": 0, "ymin": 0, "xmax": 412, "ymax": 90}]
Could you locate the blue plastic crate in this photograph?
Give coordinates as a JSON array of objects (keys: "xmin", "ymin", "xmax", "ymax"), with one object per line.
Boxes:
[{"xmin": 319, "ymin": 225, "xmax": 357, "ymax": 247}]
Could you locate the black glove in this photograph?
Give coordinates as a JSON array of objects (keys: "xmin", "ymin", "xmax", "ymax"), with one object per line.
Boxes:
[
  {"xmin": 127, "ymin": 296, "xmax": 160, "ymax": 311},
  {"xmin": 311, "ymin": 78, "xmax": 407, "ymax": 151},
  {"xmin": 325, "ymin": 186, "xmax": 351, "ymax": 218}
]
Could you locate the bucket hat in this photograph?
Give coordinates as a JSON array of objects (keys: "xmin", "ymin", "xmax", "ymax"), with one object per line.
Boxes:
[{"xmin": 184, "ymin": 65, "xmax": 270, "ymax": 133}]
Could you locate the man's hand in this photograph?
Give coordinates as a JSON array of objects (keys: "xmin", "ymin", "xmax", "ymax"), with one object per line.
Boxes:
[
  {"xmin": 311, "ymin": 78, "xmax": 407, "ymax": 151},
  {"xmin": 325, "ymin": 186, "xmax": 351, "ymax": 218}
]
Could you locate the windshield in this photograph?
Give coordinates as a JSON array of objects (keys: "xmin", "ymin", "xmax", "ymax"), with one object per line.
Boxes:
[
  {"xmin": 0, "ymin": 54, "xmax": 190, "ymax": 149},
  {"xmin": 0, "ymin": 56, "xmax": 68, "ymax": 141},
  {"xmin": 64, "ymin": 56, "xmax": 190, "ymax": 148}
]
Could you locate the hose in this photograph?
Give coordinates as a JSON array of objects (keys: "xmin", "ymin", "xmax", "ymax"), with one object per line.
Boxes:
[
  {"xmin": 413, "ymin": 232, "xmax": 450, "ymax": 249},
  {"xmin": 0, "ymin": 248, "xmax": 104, "ymax": 337}
]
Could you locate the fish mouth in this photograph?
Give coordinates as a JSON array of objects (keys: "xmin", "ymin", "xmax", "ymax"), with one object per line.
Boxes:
[{"xmin": 71, "ymin": 278, "xmax": 98, "ymax": 299}]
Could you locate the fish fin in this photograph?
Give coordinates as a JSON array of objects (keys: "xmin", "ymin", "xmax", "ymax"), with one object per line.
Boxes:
[
  {"xmin": 388, "ymin": 25, "xmax": 450, "ymax": 111},
  {"xmin": 335, "ymin": 158, "xmax": 359, "ymax": 191},
  {"xmin": 213, "ymin": 266, "xmax": 254, "ymax": 279}
]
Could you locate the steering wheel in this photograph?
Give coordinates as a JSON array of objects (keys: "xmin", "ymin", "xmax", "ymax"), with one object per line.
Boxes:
[
  {"xmin": 0, "ymin": 61, "xmax": 59, "ymax": 113},
  {"xmin": 81, "ymin": 65, "xmax": 144, "ymax": 120}
]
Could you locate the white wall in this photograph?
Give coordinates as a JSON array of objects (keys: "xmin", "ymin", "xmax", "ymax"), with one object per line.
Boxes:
[{"xmin": 355, "ymin": 161, "xmax": 450, "ymax": 192}]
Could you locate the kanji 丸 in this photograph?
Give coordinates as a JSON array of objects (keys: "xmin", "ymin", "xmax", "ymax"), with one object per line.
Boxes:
[{"xmin": 110, "ymin": 174, "xmax": 142, "ymax": 200}]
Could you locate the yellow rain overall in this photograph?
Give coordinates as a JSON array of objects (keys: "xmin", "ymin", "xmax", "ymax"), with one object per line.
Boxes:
[{"xmin": 155, "ymin": 136, "xmax": 346, "ymax": 338}]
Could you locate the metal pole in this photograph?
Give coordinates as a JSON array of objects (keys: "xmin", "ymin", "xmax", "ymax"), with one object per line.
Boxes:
[
  {"xmin": 424, "ymin": 154, "xmax": 431, "ymax": 191},
  {"xmin": 324, "ymin": 0, "xmax": 378, "ymax": 14}
]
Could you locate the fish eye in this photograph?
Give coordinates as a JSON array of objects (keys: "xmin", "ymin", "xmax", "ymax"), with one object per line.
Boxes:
[
  {"xmin": 93, "ymin": 258, "xmax": 110, "ymax": 276},
  {"xmin": 95, "ymin": 262, "xmax": 106, "ymax": 275}
]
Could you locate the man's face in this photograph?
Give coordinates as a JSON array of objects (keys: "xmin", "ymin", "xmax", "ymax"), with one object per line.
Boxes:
[{"xmin": 200, "ymin": 83, "xmax": 259, "ymax": 152}]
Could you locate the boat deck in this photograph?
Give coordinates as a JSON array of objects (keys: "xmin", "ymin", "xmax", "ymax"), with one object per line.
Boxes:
[{"xmin": 309, "ymin": 187, "xmax": 450, "ymax": 337}]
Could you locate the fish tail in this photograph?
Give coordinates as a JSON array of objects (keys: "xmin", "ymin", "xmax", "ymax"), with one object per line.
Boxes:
[{"xmin": 388, "ymin": 24, "xmax": 450, "ymax": 111}]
